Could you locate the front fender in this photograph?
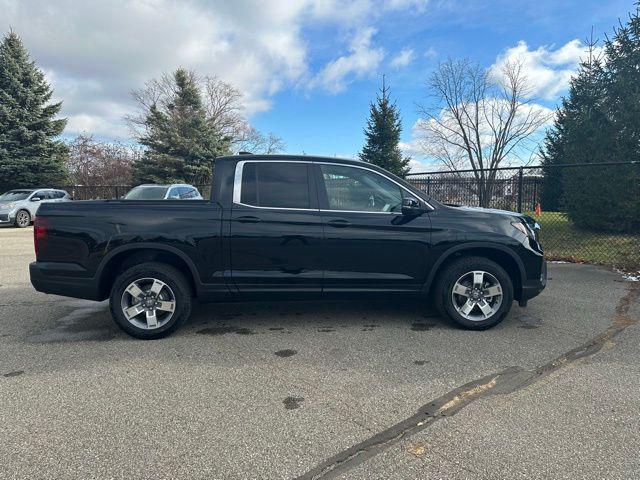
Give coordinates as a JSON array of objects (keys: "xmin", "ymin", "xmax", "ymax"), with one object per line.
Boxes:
[{"xmin": 423, "ymin": 242, "xmax": 527, "ymax": 295}]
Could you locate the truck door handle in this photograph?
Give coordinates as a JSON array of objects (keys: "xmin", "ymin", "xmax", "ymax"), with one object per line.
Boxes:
[
  {"xmin": 327, "ymin": 219, "xmax": 350, "ymax": 228},
  {"xmin": 235, "ymin": 216, "xmax": 262, "ymax": 224}
]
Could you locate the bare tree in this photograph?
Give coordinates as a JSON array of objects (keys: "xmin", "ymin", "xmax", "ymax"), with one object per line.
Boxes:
[
  {"xmin": 127, "ymin": 71, "xmax": 285, "ymax": 155},
  {"xmin": 416, "ymin": 58, "xmax": 551, "ymax": 206},
  {"xmin": 66, "ymin": 134, "xmax": 139, "ymax": 186},
  {"xmin": 234, "ymin": 126, "xmax": 286, "ymax": 154}
]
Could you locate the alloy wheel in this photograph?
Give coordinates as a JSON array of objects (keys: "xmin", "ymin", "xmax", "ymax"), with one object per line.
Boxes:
[
  {"xmin": 16, "ymin": 211, "xmax": 30, "ymax": 227},
  {"xmin": 120, "ymin": 277, "xmax": 176, "ymax": 330},
  {"xmin": 451, "ymin": 270, "xmax": 503, "ymax": 321}
]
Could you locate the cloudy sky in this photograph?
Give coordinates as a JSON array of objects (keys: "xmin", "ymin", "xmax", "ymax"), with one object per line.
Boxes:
[{"xmin": 0, "ymin": 0, "xmax": 632, "ymax": 170}]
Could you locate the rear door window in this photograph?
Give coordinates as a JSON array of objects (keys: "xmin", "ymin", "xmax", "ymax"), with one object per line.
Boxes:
[{"xmin": 239, "ymin": 162, "xmax": 310, "ymax": 209}]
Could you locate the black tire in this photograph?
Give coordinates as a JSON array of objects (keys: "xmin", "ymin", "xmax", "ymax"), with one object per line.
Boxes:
[
  {"xmin": 14, "ymin": 209, "xmax": 31, "ymax": 228},
  {"xmin": 109, "ymin": 262, "xmax": 192, "ymax": 339},
  {"xmin": 434, "ymin": 256, "xmax": 513, "ymax": 330}
]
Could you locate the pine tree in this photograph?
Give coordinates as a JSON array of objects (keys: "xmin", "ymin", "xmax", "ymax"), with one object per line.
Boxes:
[
  {"xmin": 131, "ymin": 69, "xmax": 230, "ymax": 185},
  {"xmin": 606, "ymin": 7, "xmax": 640, "ymax": 162},
  {"xmin": 0, "ymin": 31, "xmax": 68, "ymax": 191},
  {"xmin": 539, "ymin": 35, "xmax": 612, "ymax": 220},
  {"xmin": 539, "ymin": 106, "xmax": 567, "ymax": 211},
  {"xmin": 359, "ymin": 77, "xmax": 411, "ymax": 177},
  {"xmin": 593, "ymin": 7, "xmax": 640, "ymax": 232},
  {"xmin": 554, "ymin": 13, "xmax": 640, "ymax": 232}
]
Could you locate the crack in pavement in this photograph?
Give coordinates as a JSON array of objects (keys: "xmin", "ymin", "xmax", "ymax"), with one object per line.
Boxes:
[{"xmin": 295, "ymin": 282, "xmax": 640, "ymax": 480}]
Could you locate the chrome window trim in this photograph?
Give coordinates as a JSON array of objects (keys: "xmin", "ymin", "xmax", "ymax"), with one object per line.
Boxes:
[
  {"xmin": 232, "ymin": 159, "xmax": 434, "ymax": 213},
  {"xmin": 233, "ymin": 160, "xmax": 316, "ymax": 212},
  {"xmin": 320, "ymin": 208, "xmax": 400, "ymax": 215}
]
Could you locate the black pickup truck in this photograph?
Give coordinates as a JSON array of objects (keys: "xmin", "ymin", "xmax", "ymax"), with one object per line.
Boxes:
[{"xmin": 30, "ymin": 155, "xmax": 546, "ymax": 339}]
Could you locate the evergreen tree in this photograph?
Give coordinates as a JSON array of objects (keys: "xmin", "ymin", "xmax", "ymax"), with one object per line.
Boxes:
[
  {"xmin": 592, "ymin": 7, "xmax": 640, "ymax": 232},
  {"xmin": 547, "ymin": 12, "xmax": 640, "ymax": 233},
  {"xmin": 540, "ymin": 38, "xmax": 610, "ymax": 208},
  {"xmin": 359, "ymin": 77, "xmax": 411, "ymax": 177},
  {"xmin": 0, "ymin": 31, "xmax": 68, "ymax": 192},
  {"xmin": 131, "ymin": 69, "xmax": 230, "ymax": 185},
  {"xmin": 539, "ymin": 106, "xmax": 567, "ymax": 211},
  {"xmin": 606, "ymin": 8, "xmax": 640, "ymax": 162}
]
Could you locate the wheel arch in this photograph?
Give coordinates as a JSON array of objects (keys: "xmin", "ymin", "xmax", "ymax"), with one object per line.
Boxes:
[
  {"xmin": 97, "ymin": 244, "xmax": 201, "ymax": 300},
  {"xmin": 424, "ymin": 243, "xmax": 525, "ymax": 301}
]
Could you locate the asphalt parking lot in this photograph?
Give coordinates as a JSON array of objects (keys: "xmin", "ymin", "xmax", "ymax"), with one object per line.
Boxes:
[{"xmin": 1, "ymin": 226, "xmax": 639, "ymax": 480}]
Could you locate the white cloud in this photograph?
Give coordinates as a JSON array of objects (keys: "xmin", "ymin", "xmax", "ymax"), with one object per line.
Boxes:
[
  {"xmin": 312, "ymin": 28, "xmax": 384, "ymax": 93},
  {"xmin": 383, "ymin": 0, "xmax": 429, "ymax": 12},
  {"xmin": 490, "ymin": 39, "xmax": 601, "ymax": 100},
  {"xmin": 2, "ymin": 0, "xmax": 313, "ymax": 139},
  {"xmin": 1, "ymin": 0, "xmax": 428, "ymax": 140},
  {"xmin": 309, "ymin": 0, "xmax": 429, "ymax": 21},
  {"xmin": 424, "ymin": 46, "xmax": 437, "ymax": 59},
  {"xmin": 390, "ymin": 48, "xmax": 415, "ymax": 69},
  {"xmin": 402, "ymin": 100, "xmax": 554, "ymax": 171}
]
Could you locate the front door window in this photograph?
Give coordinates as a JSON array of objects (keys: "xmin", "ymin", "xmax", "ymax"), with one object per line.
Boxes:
[{"xmin": 319, "ymin": 164, "xmax": 403, "ymax": 213}]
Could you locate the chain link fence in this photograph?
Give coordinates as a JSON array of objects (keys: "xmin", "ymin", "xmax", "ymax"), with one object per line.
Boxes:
[{"xmin": 406, "ymin": 162, "xmax": 640, "ymax": 270}]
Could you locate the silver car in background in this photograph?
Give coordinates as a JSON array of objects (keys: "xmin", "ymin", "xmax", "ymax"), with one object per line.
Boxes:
[
  {"xmin": 122, "ymin": 184, "xmax": 203, "ymax": 200},
  {"xmin": 0, "ymin": 189, "xmax": 71, "ymax": 228}
]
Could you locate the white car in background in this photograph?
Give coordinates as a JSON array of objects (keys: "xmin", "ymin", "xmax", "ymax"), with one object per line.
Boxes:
[
  {"xmin": 122, "ymin": 184, "xmax": 203, "ymax": 200},
  {"xmin": 0, "ymin": 188, "xmax": 71, "ymax": 228}
]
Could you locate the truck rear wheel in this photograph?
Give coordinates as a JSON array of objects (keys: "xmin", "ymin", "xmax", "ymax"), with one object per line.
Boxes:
[
  {"xmin": 109, "ymin": 262, "xmax": 192, "ymax": 339},
  {"xmin": 434, "ymin": 256, "xmax": 513, "ymax": 330}
]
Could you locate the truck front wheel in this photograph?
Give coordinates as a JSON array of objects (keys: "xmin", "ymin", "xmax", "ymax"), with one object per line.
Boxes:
[
  {"xmin": 434, "ymin": 256, "xmax": 513, "ymax": 330},
  {"xmin": 109, "ymin": 262, "xmax": 192, "ymax": 339}
]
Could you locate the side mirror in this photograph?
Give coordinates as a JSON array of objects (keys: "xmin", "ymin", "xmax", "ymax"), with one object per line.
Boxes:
[
  {"xmin": 30, "ymin": 197, "xmax": 41, "ymax": 202},
  {"xmin": 401, "ymin": 197, "xmax": 426, "ymax": 216}
]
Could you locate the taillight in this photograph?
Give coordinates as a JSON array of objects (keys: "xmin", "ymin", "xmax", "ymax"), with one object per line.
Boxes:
[{"xmin": 34, "ymin": 217, "xmax": 49, "ymax": 258}]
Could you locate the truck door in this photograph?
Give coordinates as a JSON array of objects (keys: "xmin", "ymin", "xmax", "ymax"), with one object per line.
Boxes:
[
  {"xmin": 229, "ymin": 160, "xmax": 323, "ymax": 294},
  {"xmin": 314, "ymin": 163, "xmax": 432, "ymax": 293}
]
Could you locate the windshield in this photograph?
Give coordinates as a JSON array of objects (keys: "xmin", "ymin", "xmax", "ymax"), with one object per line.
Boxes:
[
  {"xmin": 0, "ymin": 190, "xmax": 33, "ymax": 201},
  {"xmin": 123, "ymin": 186, "xmax": 169, "ymax": 200}
]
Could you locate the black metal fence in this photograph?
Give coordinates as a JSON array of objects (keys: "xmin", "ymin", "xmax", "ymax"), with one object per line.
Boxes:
[{"xmin": 406, "ymin": 162, "xmax": 640, "ymax": 270}]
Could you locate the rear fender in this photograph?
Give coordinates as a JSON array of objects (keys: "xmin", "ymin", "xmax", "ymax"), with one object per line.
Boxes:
[{"xmin": 96, "ymin": 243, "xmax": 202, "ymax": 298}]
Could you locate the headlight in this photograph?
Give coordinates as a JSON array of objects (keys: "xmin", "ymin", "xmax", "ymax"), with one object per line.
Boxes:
[
  {"xmin": 511, "ymin": 221, "xmax": 533, "ymax": 238},
  {"xmin": 1, "ymin": 203, "xmax": 15, "ymax": 209}
]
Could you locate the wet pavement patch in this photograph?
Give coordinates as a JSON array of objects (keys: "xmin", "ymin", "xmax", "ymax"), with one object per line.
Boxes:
[
  {"xmin": 3, "ymin": 370, "xmax": 24, "ymax": 378},
  {"xmin": 411, "ymin": 322, "xmax": 434, "ymax": 332},
  {"xmin": 317, "ymin": 328, "xmax": 335, "ymax": 332},
  {"xmin": 268, "ymin": 327, "xmax": 284, "ymax": 331},
  {"xmin": 275, "ymin": 349, "xmax": 297, "ymax": 358},
  {"xmin": 283, "ymin": 396, "xmax": 304, "ymax": 410},
  {"xmin": 197, "ymin": 326, "xmax": 254, "ymax": 336},
  {"xmin": 413, "ymin": 360, "xmax": 428, "ymax": 366},
  {"xmin": 28, "ymin": 302, "xmax": 116, "ymax": 343},
  {"xmin": 518, "ymin": 314, "xmax": 543, "ymax": 329}
]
